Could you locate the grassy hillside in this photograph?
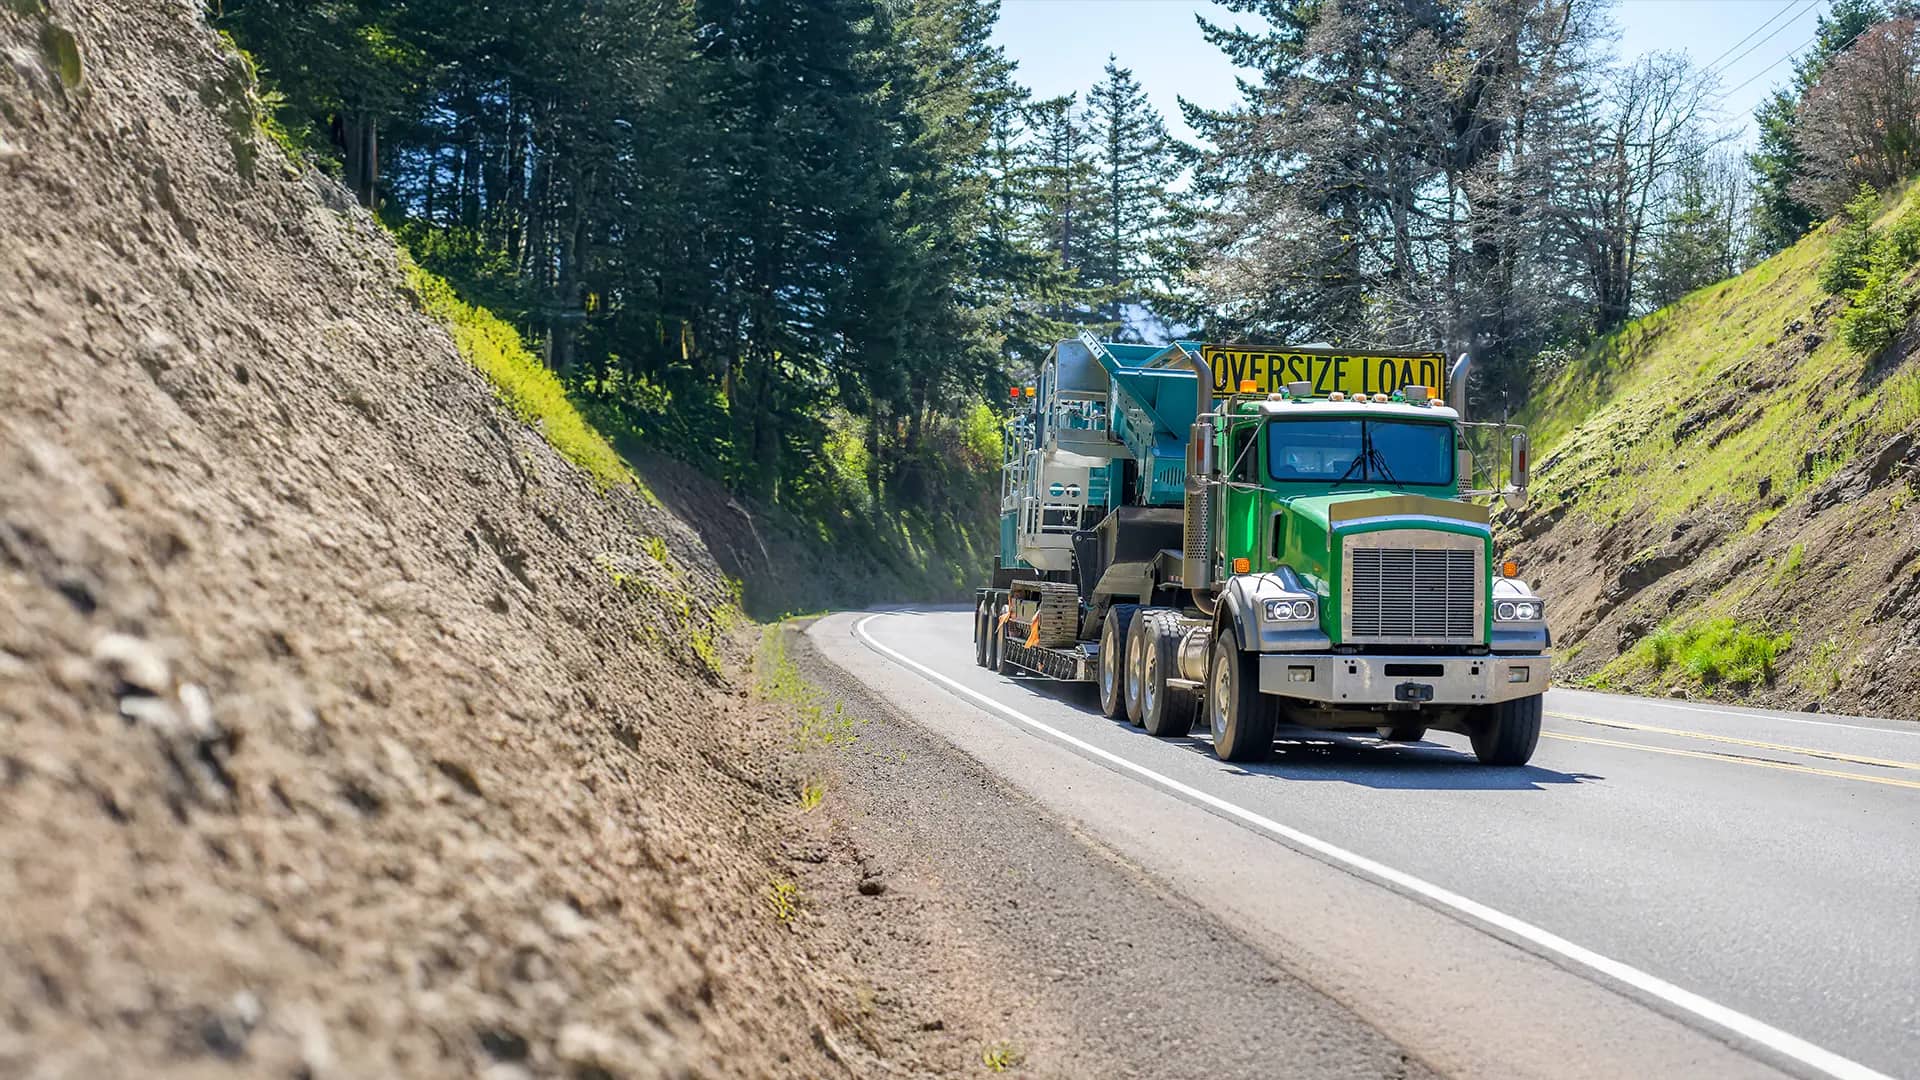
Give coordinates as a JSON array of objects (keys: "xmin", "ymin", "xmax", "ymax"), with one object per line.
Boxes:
[
  {"xmin": 391, "ymin": 243, "xmax": 995, "ymax": 619},
  {"xmin": 1509, "ymin": 188, "xmax": 1920, "ymax": 714}
]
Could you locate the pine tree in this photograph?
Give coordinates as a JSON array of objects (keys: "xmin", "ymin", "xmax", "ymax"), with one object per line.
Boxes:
[
  {"xmin": 1025, "ymin": 94, "xmax": 1097, "ymax": 278},
  {"xmin": 1085, "ymin": 57, "xmax": 1177, "ymax": 331}
]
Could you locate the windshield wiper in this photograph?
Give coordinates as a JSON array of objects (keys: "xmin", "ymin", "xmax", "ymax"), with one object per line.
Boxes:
[
  {"xmin": 1368, "ymin": 428, "xmax": 1403, "ymax": 487},
  {"xmin": 1330, "ymin": 430, "xmax": 1370, "ymax": 488}
]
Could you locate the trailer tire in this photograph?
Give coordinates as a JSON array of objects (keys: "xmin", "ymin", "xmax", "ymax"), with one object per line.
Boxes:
[
  {"xmin": 1470, "ymin": 694, "xmax": 1542, "ymax": 766},
  {"xmin": 1208, "ymin": 625, "xmax": 1275, "ymax": 762},
  {"xmin": 990, "ymin": 603, "xmax": 1010, "ymax": 675},
  {"xmin": 1140, "ymin": 611, "xmax": 1198, "ymax": 737},
  {"xmin": 1378, "ymin": 722, "xmax": 1428, "ymax": 743},
  {"xmin": 974, "ymin": 601, "xmax": 991, "ymax": 668},
  {"xmin": 1123, "ymin": 608, "xmax": 1159, "ymax": 727},
  {"xmin": 1097, "ymin": 604, "xmax": 1140, "ymax": 720}
]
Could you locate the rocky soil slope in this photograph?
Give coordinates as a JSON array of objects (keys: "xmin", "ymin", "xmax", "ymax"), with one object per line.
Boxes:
[
  {"xmin": 1501, "ymin": 202, "xmax": 1920, "ymax": 716},
  {"xmin": 0, "ymin": 2, "xmax": 952, "ymax": 1074}
]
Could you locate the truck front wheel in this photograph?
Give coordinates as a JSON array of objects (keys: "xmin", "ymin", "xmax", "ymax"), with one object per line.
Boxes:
[
  {"xmin": 1470, "ymin": 695, "xmax": 1543, "ymax": 766},
  {"xmin": 1098, "ymin": 604, "xmax": 1139, "ymax": 720},
  {"xmin": 1208, "ymin": 625, "xmax": 1275, "ymax": 762}
]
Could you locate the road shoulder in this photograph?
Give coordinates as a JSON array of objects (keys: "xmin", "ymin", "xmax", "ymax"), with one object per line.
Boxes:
[{"xmin": 785, "ymin": 621, "xmax": 1437, "ymax": 1079}]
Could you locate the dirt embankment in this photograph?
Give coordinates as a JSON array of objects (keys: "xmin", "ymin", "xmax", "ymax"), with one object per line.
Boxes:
[
  {"xmin": 0, "ymin": 2, "xmax": 967, "ymax": 1075},
  {"xmin": 1497, "ymin": 222, "xmax": 1920, "ymax": 716}
]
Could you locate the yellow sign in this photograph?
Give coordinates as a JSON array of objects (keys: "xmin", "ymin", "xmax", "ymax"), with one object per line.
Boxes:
[{"xmin": 1200, "ymin": 345, "xmax": 1448, "ymax": 399}]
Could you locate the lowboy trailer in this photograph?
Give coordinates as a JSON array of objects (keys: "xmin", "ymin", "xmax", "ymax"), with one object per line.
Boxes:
[{"xmin": 974, "ymin": 335, "xmax": 1551, "ymax": 766}]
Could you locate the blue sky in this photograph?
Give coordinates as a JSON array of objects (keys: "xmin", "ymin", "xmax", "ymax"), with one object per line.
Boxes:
[{"xmin": 992, "ymin": 0, "xmax": 1833, "ymax": 147}]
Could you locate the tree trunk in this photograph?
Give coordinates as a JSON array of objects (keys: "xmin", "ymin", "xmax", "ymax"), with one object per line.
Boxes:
[{"xmin": 341, "ymin": 111, "xmax": 378, "ymax": 208}]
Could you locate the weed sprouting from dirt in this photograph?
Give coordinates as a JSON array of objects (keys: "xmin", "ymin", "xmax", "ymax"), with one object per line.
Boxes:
[
  {"xmin": 644, "ymin": 535, "xmax": 672, "ymax": 568},
  {"xmin": 798, "ymin": 778, "xmax": 827, "ymax": 812},
  {"xmin": 981, "ymin": 1041, "xmax": 1025, "ymax": 1072},
  {"xmin": 766, "ymin": 878, "xmax": 801, "ymax": 926},
  {"xmin": 594, "ymin": 551, "xmax": 630, "ymax": 588}
]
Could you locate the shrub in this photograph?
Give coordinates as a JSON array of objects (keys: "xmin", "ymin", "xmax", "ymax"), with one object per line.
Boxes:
[{"xmin": 1641, "ymin": 618, "xmax": 1791, "ymax": 687}]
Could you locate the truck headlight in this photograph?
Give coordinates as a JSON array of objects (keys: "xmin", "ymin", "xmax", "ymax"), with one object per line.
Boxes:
[
  {"xmin": 1263, "ymin": 598, "xmax": 1315, "ymax": 622},
  {"xmin": 1496, "ymin": 600, "xmax": 1543, "ymax": 623}
]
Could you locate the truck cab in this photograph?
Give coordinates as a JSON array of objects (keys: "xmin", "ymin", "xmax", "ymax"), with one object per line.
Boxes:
[{"xmin": 1193, "ymin": 389, "xmax": 1549, "ymax": 763}]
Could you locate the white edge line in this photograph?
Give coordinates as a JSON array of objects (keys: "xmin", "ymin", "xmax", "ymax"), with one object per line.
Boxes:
[
  {"xmin": 851, "ymin": 612, "xmax": 1892, "ymax": 1080},
  {"xmin": 1557, "ymin": 692, "xmax": 1920, "ymax": 738}
]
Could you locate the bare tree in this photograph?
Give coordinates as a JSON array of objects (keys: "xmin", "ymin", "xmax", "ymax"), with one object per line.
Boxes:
[
  {"xmin": 1794, "ymin": 17, "xmax": 1920, "ymax": 214},
  {"xmin": 1559, "ymin": 51, "xmax": 1719, "ymax": 332}
]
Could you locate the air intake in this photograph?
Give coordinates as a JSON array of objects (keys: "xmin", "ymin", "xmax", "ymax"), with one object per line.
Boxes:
[{"xmin": 1347, "ymin": 547, "xmax": 1478, "ymax": 641}]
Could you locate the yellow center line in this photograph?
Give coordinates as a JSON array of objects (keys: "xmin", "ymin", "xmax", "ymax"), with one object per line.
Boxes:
[
  {"xmin": 1541, "ymin": 731, "xmax": 1920, "ymax": 792},
  {"xmin": 1547, "ymin": 711, "xmax": 1920, "ymax": 772}
]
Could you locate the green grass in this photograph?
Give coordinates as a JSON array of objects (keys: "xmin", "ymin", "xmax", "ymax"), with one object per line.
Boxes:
[
  {"xmin": 399, "ymin": 251, "xmax": 644, "ymax": 496},
  {"xmin": 1795, "ymin": 635, "xmax": 1845, "ymax": 695},
  {"xmin": 757, "ymin": 625, "xmax": 863, "ymax": 748},
  {"xmin": 1777, "ymin": 542, "xmax": 1805, "ymax": 582},
  {"xmin": 1632, "ymin": 618, "xmax": 1792, "ymax": 688}
]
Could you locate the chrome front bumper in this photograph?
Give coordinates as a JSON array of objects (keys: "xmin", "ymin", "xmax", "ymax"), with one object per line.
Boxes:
[{"xmin": 1257, "ymin": 653, "xmax": 1548, "ymax": 706}]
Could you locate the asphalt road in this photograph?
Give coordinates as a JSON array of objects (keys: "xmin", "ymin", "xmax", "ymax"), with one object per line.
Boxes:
[{"xmin": 810, "ymin": 607, "xmax": 1920, "ymax": 1080}]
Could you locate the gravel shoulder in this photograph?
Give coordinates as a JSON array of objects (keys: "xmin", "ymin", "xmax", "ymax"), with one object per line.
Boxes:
[{"xmin": 784, "ymin": 622, "xmax": 1437, "ymax": 1080}]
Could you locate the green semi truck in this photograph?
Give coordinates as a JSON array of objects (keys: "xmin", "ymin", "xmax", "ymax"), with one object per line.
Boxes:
[{"xmin": 973, "ymin": 335, "xmax": 1550, "ymax": 766}]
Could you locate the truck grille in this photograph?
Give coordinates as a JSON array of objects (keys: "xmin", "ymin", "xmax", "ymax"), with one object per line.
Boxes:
[{"xmin": 1348, "ymin": 548, "xmax": 1478, "ymax": 640}]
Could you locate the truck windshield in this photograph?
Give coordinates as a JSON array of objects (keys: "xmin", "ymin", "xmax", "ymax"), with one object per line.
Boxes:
[{"xmin": 1267, "ymin": 418, "xmax": 1453, "ymax": 486}]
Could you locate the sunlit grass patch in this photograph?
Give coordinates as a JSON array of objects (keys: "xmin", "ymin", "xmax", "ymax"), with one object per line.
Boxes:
[
  {"xmin": 399, "ymin": 250, "xmax": 645, "ymax": 497},
  {"xmin": 1628, "ymin": 618, "xmax": 1792, "ymax": 689}
]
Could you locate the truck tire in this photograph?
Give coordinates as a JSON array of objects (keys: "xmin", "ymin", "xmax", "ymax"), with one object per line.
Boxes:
[
  {"xmin": 1208, "ymin": 625, "xmax": 1275, "ymax": 762},
  {"xmin": 1123, "ymin": 608, "xmax": 1156, "ymax": 727},
  {"xmin": 1470, "ymin": 694, "xmax": 1543, "ymax": 766},
  {"xmin": 1377, "ymin": 722, "xmax": 1428, "ymax": 743},
  {"xmin": 974, "ymin": 601, "xmax": 990, "ymax": 667},
  {"xmin": 990, "ymin": 602, "xmax": 1010, "ymax": 675},
  {"xmin": 1140, "ymin": 611, "xmax": 1198, "ymax": 737},
  {"xmin": 1097, "ymin": 604, "xmax": 1140, "ymax": 720}
]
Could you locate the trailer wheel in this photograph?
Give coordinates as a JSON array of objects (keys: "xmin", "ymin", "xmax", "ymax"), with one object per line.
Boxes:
[
  {"xmin": 1123, "ymin": 608, "xmax": 1157, "ymax": 727},
  {"xmin": 1140, "ymin": 611, "xmax": 1198, "ymax": 737},
  {"xmin": 1208, "ymin": 625, "xmax": 1274, "ymax": 762},
  {"xmin": 974, "ymin": 601, "xmax": 990, "ymax": 667},
  {"xmin": 1469, "ymin": 694, "xmax": 1542, "ymax": 766},
  {"xmin": 1377, "ymin": 722, "xmax": 1428, "ymax": 743},
  {"xmin": 1097, "ymin": 604, "xmax": 1140, "ymax": 720},
  {"xmin": 989, "ymin": 603, "xmax": 1010, "ymax": 675}
]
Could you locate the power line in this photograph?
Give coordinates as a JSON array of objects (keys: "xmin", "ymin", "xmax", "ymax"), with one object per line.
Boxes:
[
  {"xmin": 1713, "ymin": 18, "xmax": 1874, "ymax": 105},
  {"xmin": 1706, "ymin": 0, "xmax": 1822, "ymax": 80},
  {"xmin": 1698, "ymin": 0, "xmax": 1813, "ymax": 76}
]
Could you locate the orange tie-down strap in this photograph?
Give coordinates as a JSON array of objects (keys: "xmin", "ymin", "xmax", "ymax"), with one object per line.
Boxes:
[{"xmin": 1024, "ymin": 616, "xmax": 1041, "ymax": 648}]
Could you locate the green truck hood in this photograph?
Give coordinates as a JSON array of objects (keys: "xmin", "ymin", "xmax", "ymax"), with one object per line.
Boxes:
[
  {"xmin": 1273, "ymin": 491, "xmax": 1494, "ymax": 641},
  {"xmin": 1282, "ymin": 491, "xmax": 1490, "ymax": 532}
]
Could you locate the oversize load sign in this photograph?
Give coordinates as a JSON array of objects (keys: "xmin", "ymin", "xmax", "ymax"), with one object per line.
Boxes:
[{"xmin": 1201, "ymin": 346, "xmax": 1448, "ymax": 399}]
